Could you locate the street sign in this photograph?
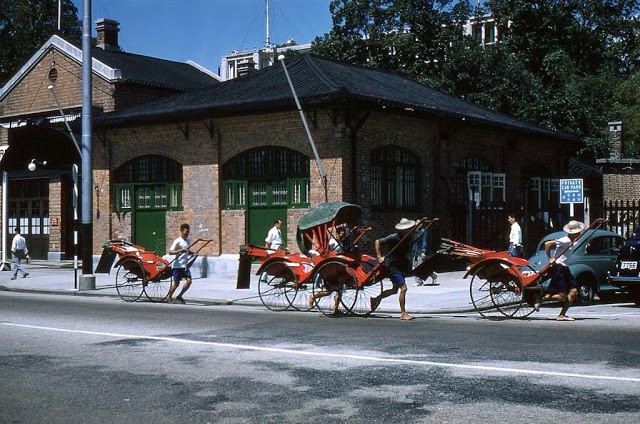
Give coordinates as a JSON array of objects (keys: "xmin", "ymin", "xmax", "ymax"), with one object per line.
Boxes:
[{"xmin": 559, "ymin": 178, "xmax": 584, "ymax": 204}]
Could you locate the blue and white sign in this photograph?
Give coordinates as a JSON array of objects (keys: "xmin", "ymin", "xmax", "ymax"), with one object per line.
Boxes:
[{"xmin": 559, "ymin": 178, "xmax": 584, "ymax": 204}]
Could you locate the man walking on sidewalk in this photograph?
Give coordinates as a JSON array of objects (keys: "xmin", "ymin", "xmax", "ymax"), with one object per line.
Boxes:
[{"xmin": 11, "ymin": 226, "xmax": 29, "ymax": 280}]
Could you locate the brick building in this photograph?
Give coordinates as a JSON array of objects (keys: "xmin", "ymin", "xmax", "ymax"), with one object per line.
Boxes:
[
  {"xmin": 597, "ymin": 121, "xmax": 640, "ymax": 238},
  {"xmin": 0, "ymin": 19, "xmax": 220, "ymax": 261}
]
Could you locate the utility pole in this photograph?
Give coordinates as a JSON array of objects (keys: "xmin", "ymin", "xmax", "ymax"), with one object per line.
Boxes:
[
  {"xmin": 265, "ymin": 0, "xmax": 271, "ymax": 49},
  {"xmin": 279, "ymin": 55, "xmax": 328, "ymax": 202},
  {"xmin": 79, "ymin": 0, "xmax": 95, "ymax": 290}
]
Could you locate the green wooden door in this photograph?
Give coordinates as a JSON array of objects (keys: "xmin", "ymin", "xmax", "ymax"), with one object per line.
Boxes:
[
  {"xmin": 248, "ymin": 207, "xmax": 287, "ymax": 248},
  {"xmin": 247, "ymin": 180, "xmax": 288, "ymax": 248},
  {"xmin": 134, "ymin": 210, "xmax": 166, "ymax": 256}
]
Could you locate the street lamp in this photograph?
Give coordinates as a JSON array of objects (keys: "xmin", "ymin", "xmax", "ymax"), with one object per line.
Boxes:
[{"xmin": 27, "ymin": 159, "xmax": 47, "ymax": 172}]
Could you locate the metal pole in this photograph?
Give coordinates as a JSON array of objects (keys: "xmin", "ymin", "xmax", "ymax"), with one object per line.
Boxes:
[
  {"xmin": 47, "ymin": 85, "xmax": 81, "ymax": 155},
  {"xmin": 79, "ymin": 0, "xmax": 95, "ymax": 290},
  {"xmin": 72, "ymin": 164, "xmax": 78, "ymax": 289},
  {"xmin": 279, "ymin": 56, "xmax": 328, "ymax": 202},
  {"xmin": 58, "ymin": 0, "xmax": 62, "ymax": 31},
  {"xmin": 1, "ymin": 171, "xmax": 8, "ymax": 270}
]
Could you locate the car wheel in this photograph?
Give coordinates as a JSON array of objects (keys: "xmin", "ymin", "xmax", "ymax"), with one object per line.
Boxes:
[
  {"xmin": 575, "ymin": 276, "xmax": 594, "ymax": 305},
  {"xmin": 634, "ymin": 294, "xmax": 640, "ymax": 307}
]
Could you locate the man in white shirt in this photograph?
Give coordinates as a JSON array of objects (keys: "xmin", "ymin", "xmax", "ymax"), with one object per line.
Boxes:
[
  {"xmin": 265, "ymin": 219, "xmax": 284, "ymax": 250},
  {"xmin": 167, "ymin": 223, "xmax": 192, "ymax": 304},
  {"xmin": 507, "ymin": 213, "xmax": 523, "ymax": 258},
  {"xmin": 11, "ymin": 226, "xmax": 29, "ymax": 280}
]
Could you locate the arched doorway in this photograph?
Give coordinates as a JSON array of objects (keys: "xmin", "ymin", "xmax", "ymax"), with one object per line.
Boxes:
[
  {"xmin": 0, "ymin": 124, "xmax": 81, "ymax": 260},
  {"xmin": 222, "ymin": 147, "xmax": 310, "ymax": 247}
]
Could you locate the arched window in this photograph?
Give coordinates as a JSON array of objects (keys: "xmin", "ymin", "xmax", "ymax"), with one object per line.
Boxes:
[
  {"xmin": 113, "ymin": 155, "xmax": 183, "ymax": 211},
  {"xmin": 370, "ymin": 146, "xmax": 419, "ymax": 211},
  {"xmin": 223, "ymin": 147, "xmax": 310, "ymax": 209}
]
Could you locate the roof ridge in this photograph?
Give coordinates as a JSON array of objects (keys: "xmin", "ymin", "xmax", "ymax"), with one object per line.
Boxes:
[{"xmin": 300, "ymin": 54, "xmax": 343, "ymax": 93}]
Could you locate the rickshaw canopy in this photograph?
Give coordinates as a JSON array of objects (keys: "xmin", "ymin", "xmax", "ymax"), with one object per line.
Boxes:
[{"xmin": 297, "ymin": 202, "xmax": 361, "ymax": 230}]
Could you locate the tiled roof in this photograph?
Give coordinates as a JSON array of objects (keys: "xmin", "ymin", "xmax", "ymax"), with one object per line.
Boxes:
[
  {"xmin": 90, "ymin": 47, "xmax": 220, "ymax": 90},
  {"xmin": 95, "ymin": 53, "xmax": 580, "ymax": 142},
  {"xmin": 0, "ymin": 35, "xmax": 219, "ymax": 101}
]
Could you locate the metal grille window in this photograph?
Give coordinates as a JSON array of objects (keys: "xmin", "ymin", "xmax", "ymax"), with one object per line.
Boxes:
[
  {"xmin": 31, "ymin": 200, "xmax": 41, "ymax": 235},
  {"xmin": 493, "ymin": 173, "xmax": 506, "ymax": 202},
  {"xmin": 113, "ymin": 156, "xmax": 182, "ymax": 212},
  {"xmin": 117, "ymin": 186, "xmax": 132, "ymax": 210},
  {"xmin": 371, "ymin": 165, "xmax": 383, "ymax": 206},
  {"xmin": 371, "ymin": 146, "xmax": 419, "ymax": 211},
  {"xmin": 138, "ymin": 187, "xmax": 152, "ymax": 209},
  {"xmin": 43, "ymin": 203, "xmax": 50, "ymax": 235},
  {"xmin": 222, "ymin": 147, "xmax": 310, "ymax": 209},
  {"xmin": 291, "ymin": 179, "xmax": 309, "ymax": 206},
  {"xmin": 168, "ymin": 184, "xmax": 182, "ymax": 209},
  {"xmin": 223, "ymin": 181, "xmax": 247, "ymax": 209},
  {"xmin": 272, "ymin": 181, "xmax": 288, "ymax": 205},
  {"xmin": 155, "ymin": 186, "xmax": 167, "ymax": 208},
  {"xmin": 251, "ymin": 182, "xmax": 268, "ymax": 206}
]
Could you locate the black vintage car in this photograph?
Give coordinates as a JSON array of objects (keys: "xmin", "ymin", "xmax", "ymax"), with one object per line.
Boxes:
[{"xmin": 609, "ymin": 226, "xmax": 640, "ymax": 306}]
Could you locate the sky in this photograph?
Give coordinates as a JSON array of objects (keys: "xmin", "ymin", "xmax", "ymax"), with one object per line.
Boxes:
[{"xmin": 71, "ymin": 0, "xmax": 334, "ymax": 75}]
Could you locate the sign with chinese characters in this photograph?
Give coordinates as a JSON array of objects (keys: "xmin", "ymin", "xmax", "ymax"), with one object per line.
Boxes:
[{"xmin": 559, "ymin": 178, "xmax": 583, "ymax": 204}]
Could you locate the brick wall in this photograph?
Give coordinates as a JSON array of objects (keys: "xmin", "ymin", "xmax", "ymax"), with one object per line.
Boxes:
[
  {"xmin": 48, "ymin": 178, "xmax": 62, "ymax": 254},
  {"xmin": 603, "ymin": 173, "xmax": 640, "ymax": 201}
]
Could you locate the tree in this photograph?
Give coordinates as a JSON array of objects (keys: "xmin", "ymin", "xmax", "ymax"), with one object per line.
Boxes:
[
  {"xmin": 0, "ymin": 0, "xmax": 82, "ymax": 86},
  {"xmin": 486, "ymin": 0, "xmax": 640, "ymax": 157},
  {"xmin": 312, "ymin": 0, "xmax": 473, "ymax": 87}
]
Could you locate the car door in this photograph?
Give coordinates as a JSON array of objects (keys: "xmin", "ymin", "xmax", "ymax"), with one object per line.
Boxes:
[{"xmin": 583, "ymin": 235, "xmax": 622, "ymax": 291}]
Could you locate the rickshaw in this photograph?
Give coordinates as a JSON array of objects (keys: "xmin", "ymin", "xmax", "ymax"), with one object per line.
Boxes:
[
  {"xmin": 457, "ymin": 218, "xmax": 606, "ymax": 318},
  {"xmin": 98, "ymin": 238, "xmax": 212, "ymax": 302},
  {"xmin": 237, "ymin": 244, "xmax": 315, "ymax": 312},
  {"xmin": 298, "ymin": 202, "xmax": 439, "ymax": 317}
]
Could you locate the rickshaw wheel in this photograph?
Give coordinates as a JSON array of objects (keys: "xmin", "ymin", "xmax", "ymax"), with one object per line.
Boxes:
[
  {"xmin": 502, "ymin": 264, "xmax": 538, "ymax": 318},
  {"xmin": 144, "ymin": 275, "xmax": 172, "ymax": 303},
  {"xmin": 343, "ymin": 276, "xmax": 383, "ymax": 317},
  {"xmin": 469, "ymin": 262, "xmax": 535, "ymax": 318},
  {"xmin": 311, "ymin": 261, "xmax": 351, "ymax": 317},
  {"xmin": 489, "ymin": 275, "xmax": 527, "ymax": 318},
  {"xmin": 258, "ymin": 261, "xmax": 294, "ymax": 312},
  {"xmin": 115, "ymin": 258, "xmax": 145, "ymax": 302},
  {"xmin": 284, "ymin": 278, "xmax": 313, "ymax": 312},
  {"xmin": 469, "ymin": 264, "xmax": 501, "ymax": 318}
]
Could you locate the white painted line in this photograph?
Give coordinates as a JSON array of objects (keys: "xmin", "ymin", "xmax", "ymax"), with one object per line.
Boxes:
[{"xmin": 4, "ymin": 322, "xmax": 640, "ymax": 383}]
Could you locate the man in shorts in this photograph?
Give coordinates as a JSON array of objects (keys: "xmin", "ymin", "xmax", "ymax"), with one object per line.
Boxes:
[
  {"xmin": 167, "ymin": 223, "xmax": 192, "ymax": 304},
  {"xmin": 536, "ymin": 220, "xmax": 585, "ymax": 321},
  {"xmin": 370, "ymin": 218, "xmax": 418, "ymax": 320}
]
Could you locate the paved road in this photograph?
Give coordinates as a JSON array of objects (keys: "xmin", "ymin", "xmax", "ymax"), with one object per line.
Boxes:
[{"xmin": 2, "ymin": 292, "xmax": 640, "ymax": 423}]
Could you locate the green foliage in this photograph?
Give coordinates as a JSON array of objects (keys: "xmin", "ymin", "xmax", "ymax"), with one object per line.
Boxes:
[
  {"xmin": 313, "ymin": 0, "xmax": 640, "ymax": 159},
  {"xmin": 0, "ymin": 0, "xmax": 82, "ymax": 86},
  {"xmin": 613, "ymin": 74, "xmax": 640, "ymax": 158}
]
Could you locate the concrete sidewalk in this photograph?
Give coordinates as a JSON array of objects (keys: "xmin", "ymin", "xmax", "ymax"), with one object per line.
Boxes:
[{"xmin": 0, "ymin": 260, "xmax": 476, "ymax": 315}]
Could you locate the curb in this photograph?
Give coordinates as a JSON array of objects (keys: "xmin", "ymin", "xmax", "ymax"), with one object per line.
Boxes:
[{"xmin": 1, "ymin": 284, "xmax": 475, "ymax": 314}]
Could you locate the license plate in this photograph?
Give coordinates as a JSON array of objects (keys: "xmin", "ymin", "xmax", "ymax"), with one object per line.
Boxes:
[{"xmin": 621, "ymin": 261, "xmax": 638, "ymax": 270}]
